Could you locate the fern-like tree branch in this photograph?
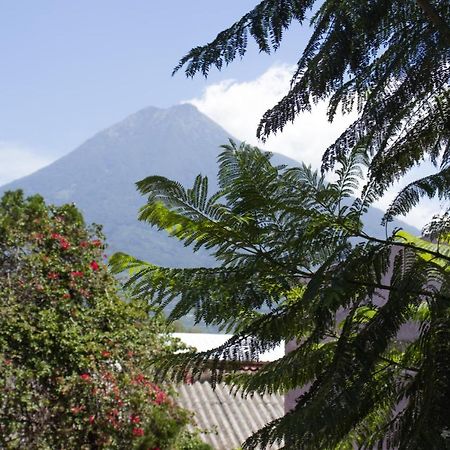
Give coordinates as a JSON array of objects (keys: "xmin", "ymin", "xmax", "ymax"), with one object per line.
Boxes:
[{"xmin": 112, "ymin": 144, "xmax": 450, "ymax": 449}]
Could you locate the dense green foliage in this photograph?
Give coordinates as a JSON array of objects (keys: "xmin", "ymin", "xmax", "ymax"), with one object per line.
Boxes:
[
  {"xmin": 174, "ymin": 0, "xmax": 450, "ymax": 225},
  {"xmin": 0, "ymin": 190, "xmax": 211, "ymax": 450},
  {"xmin": 112, "ymin": 143, "xmax": 450, "ymax": 449}
]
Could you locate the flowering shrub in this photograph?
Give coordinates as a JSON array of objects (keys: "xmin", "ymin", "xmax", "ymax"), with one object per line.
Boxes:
[{"xmin": 0, "ymin": 191, "xmax": 211, "ymax": 450}]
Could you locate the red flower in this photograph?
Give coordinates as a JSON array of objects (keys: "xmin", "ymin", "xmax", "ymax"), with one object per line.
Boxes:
[
  {"xmin": 130, "ymin": 414, "xmax": 140, "ymax": 424},
  {"xmin": 80, "ymin": 373, "xmax": 91, "ymax": 381},
  {"xmin": 101, "ymin": 350, "xmax": 111, "ymax": 358},
  {"xmin": 154, "ymin": 391, "xmax": 166, "ymax": 405},
  {"xmin": 112, "ymin": 385, "xmax": 121, "ymax": 398},
  {"xmin": 47, "ymin": 272, "xmax": 59, "ymax": 280},
  {"xmin": 90, "ymin": 260, "xmax": 100, "ymax": 271},
  {"xmin": 70, "ymin": 271, "xmax": 84, "ymax": 278},
  {"xmin": 62, "ymin": 293, "xmax": 71, "ymax": 299},
  {"xmin": 51, "ymin": 233, "xmax": 62, "ymax": 240},
  {"xmin": 132, "ymin": 427, "xmax": 145, "ymax": 437},
  {"xmin": 79, "ymin": 241, "xmax": 89, "ymax": 248},
  {"xmin": 89, "ymin": 415, "xmax": 95, "ymax": 424},
  {"xmin": 134, "ymin": 373, "xmax": 146, "ymax": 384},
  {"xmin": 101, "ymin": 371, "xmax": 114, "ymax": 381},
  {"xmin": 91, "ymin": 239, "xmax": 102, "ymax": 247},
  {"xmin": 59, "ymin": 238, "xmax": 70, "ymax": 250}
]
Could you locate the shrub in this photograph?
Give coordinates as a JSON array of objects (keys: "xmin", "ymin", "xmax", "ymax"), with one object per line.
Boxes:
[{"xmin": 0, "ymin": 190, "xmax": 210, "ymax": 449}]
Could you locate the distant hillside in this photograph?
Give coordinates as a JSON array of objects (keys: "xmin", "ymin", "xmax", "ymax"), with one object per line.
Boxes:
[
  {"xmin": 2, "ymin": 104, "xmax": 235, "ymax": 268},
  {"xmin": 2, "ymin": 103, "xmax": 419, "ymax": 261},
  {"xmin": 2, "ymin": 104, "xmax": 419, "ymax": 327}
]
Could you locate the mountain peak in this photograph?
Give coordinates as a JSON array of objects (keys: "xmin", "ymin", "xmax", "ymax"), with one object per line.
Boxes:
[
  {"xmin": 0, "ymin": 104, "xmax": 237, "ymax": 267},
  {"xmin": 98, "ymin": 103, "xmax": 218, "ymax": 143},
  {"xmin": 1, "ymin": 103, "xmax": 419, "ymax": 272}
]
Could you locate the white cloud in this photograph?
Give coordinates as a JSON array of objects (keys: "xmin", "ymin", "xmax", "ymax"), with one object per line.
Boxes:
[
  {"xmin": 187, "ymin": 64, "xmax": 356, "ymax": 169},
  {"xmin": 0, "ymin": 142, "xmax": 54, "ymax": 186},
  {"xmin": 187, "ymin": 65, "xmax": 443, "ymax": 230},
  {"xmin": 372, "ymin": 162, "xmax": 445, "ymax": 232}
]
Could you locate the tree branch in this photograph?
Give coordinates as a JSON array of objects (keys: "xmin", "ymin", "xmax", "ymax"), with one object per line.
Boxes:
[
  {"xmin": 357, "ymin": 231, "xmax": 450, "ymax": 264},
  {"xmin": 415, "ymin": 0, "xmax": 450, "ymax": 45}
]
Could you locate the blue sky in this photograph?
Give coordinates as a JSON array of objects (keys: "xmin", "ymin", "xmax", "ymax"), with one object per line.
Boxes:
[
  {"xmin": 0, "ymin": 2, "xmax": 441, "ymax": 227},
  {"xmin": 0, "ymin": 1, "xmax": 305, "ymax": 156}
]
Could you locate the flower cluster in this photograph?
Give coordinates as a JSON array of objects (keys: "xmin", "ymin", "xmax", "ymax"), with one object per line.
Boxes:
[
  {"xmin": 51, "ymin": 232, "xmax": 71, "ymax": 250},
  {"xmin": 0, "ymin": 191, "xmax": 210, "ymax": 450},
  {"xmin": 65, "ymin": 361, "xmax": 183, "ymax": 447}
]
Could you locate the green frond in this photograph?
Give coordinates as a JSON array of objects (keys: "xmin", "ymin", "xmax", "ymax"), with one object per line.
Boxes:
[
  {"xmin": 422, "ymin": 210, "xmax": 450, "ymax": 242},
  {"xmin": 329, "ymin": 146, "xmax": 368, "ymax": 205},
  {"xmin": 112, "ymin": 143, "xmax": 450, "ymax": 449},
  {"xmin": 173, "ymin": 1, "xmax": 314, "ymax": 77},
  {"xmin": 175, "ymin": 0, "xmax": 450, "ymax": 199},
  {"xmin": 383, "ymin": 168, "xmax": 450, "ymax": 223}
]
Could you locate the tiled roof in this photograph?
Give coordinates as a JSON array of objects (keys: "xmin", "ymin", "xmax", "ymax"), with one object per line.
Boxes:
[
  {"xmin": 177, "ymin": 382, "xmax": 284, "ymax": 450},
  {"xmin": 171, "ymin": 333, "xmax": 285, "ymax": 362}
]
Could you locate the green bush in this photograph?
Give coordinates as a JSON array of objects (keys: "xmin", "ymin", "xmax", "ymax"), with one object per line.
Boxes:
[{"xmin": 0, "ymin": 190, "xmax": 210, "ymax": 450}]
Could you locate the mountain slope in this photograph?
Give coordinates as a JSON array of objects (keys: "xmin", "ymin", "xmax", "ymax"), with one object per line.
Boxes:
[
  {"xmin": 3, "ymin": 105, "xmax": 233, "ymax": 267},
  {"xmin": 2, "ymin": 104, "xmax": 419, "ymax": 269}
]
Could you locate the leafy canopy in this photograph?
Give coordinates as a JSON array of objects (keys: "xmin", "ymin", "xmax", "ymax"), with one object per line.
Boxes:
[
  {"xmin": 0, "ymin": 190, "xmax": 210, "ymax": 450},
  {"xmin": 174, "ymin": 0, "xmax": 450, "ymax": 226},
  {"xmin": 111, "ymin": 143, "xmax": 450, "ymax": 449}
]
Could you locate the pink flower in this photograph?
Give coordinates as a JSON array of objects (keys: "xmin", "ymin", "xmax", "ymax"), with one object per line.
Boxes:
[
  {"xmin": 78, "ymin": 288, "xmax": 90, "ymax": 298},
  {"xmin": 90, "ymin": 260, "xmax": 100, "ymax": 271},
  {"xmin": 70, "ymin": 405, "xmax": 84, "ymax": 414},
  {"xmin": 132, "ymin": 427, "xmax": 145, "ymax": 437},
  {"xmin": 154, "ymin": 391, "xmax": 166, "ymax": 405}
]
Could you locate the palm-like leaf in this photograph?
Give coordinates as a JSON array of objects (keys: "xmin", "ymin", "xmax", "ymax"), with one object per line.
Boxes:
[
  {"xmin": 111, "ymin": 143, "xmax": 450, "ymax": 449},
  {"xmin": 174, "ymin": 0, "xmax": 450, "ymax": 227}
]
